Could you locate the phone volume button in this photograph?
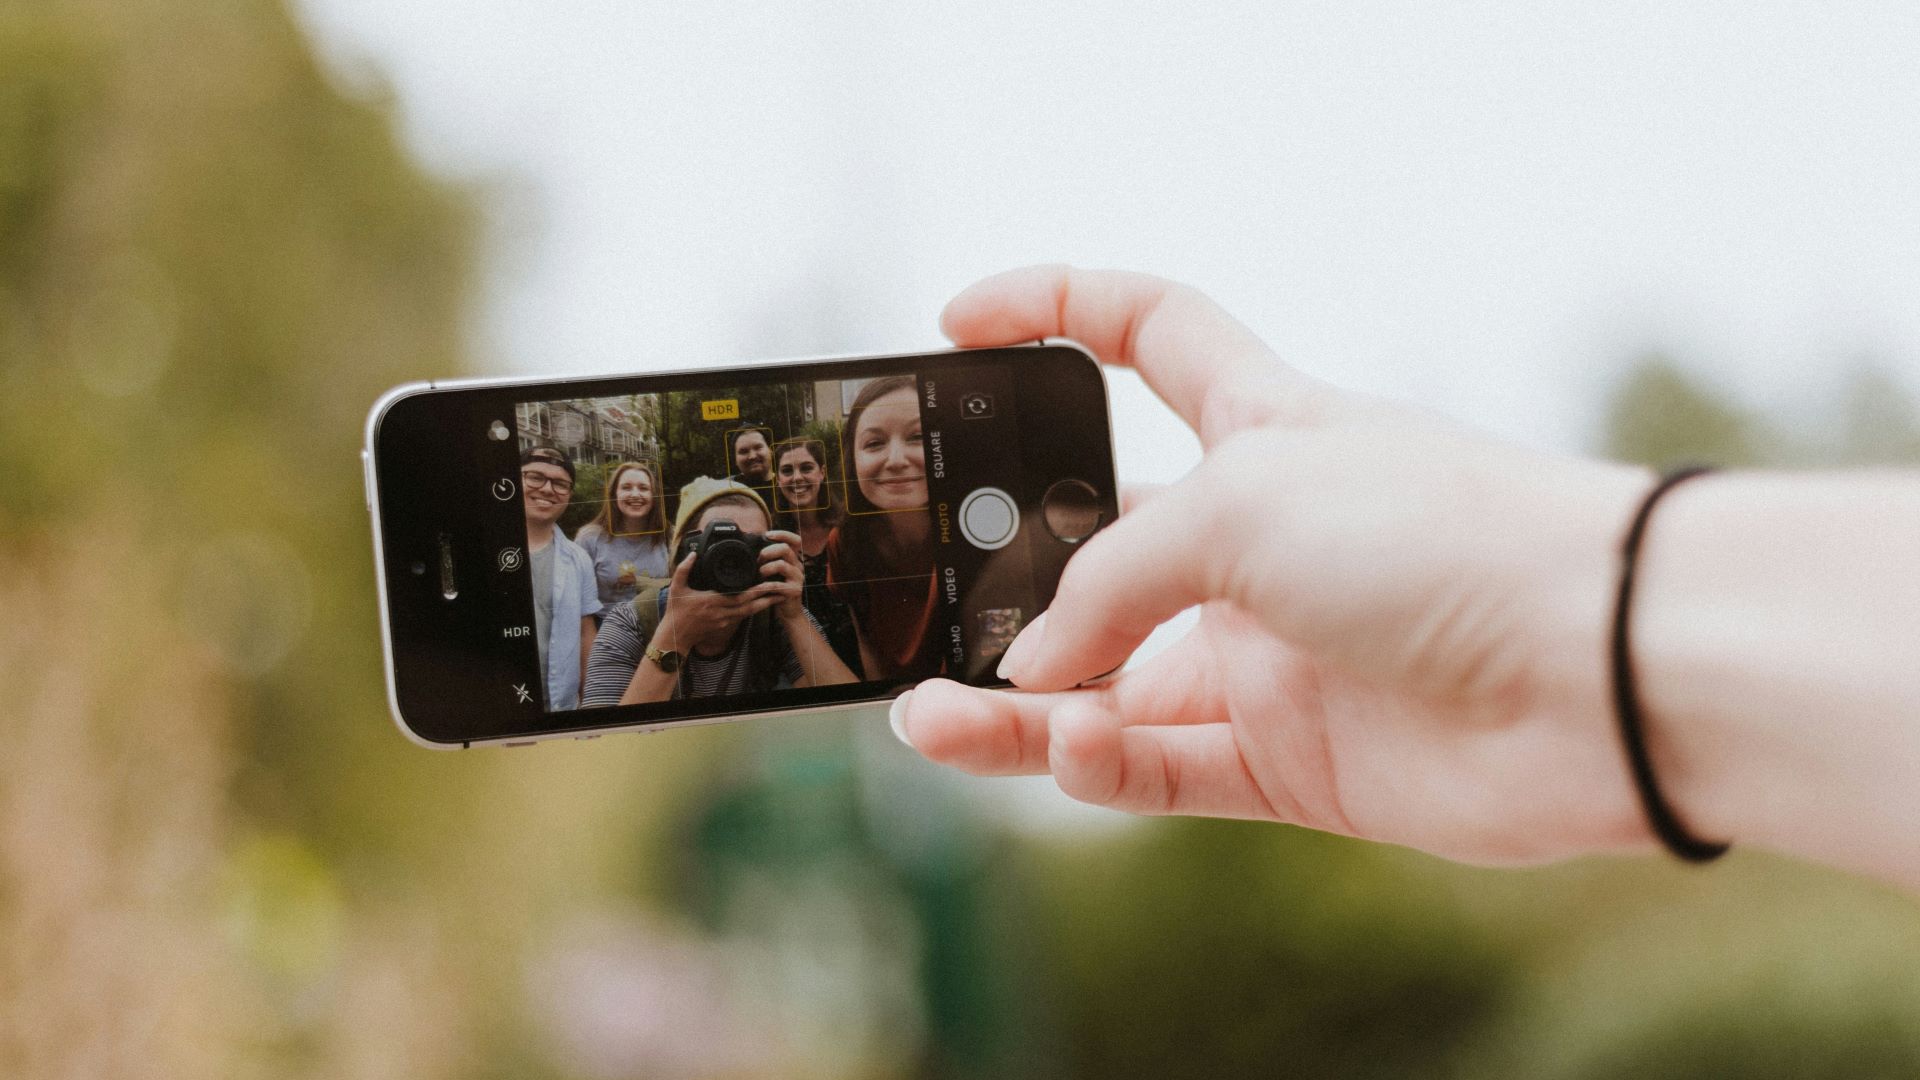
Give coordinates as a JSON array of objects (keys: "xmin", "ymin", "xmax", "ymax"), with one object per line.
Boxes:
[{"xmin": 361, "ymin": 450, "xmax": 374, "ymax": 513}]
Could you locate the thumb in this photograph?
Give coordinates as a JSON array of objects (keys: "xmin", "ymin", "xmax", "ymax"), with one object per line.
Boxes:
[{"xmin": 1000, "ymin": 468, "xmax": 1233, "ymax": 691}]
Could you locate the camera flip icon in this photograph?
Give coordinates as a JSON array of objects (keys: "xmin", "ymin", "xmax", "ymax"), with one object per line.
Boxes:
[{"xmin": 960, "ymin": 392, "xmax": 994, "ymax": 419}]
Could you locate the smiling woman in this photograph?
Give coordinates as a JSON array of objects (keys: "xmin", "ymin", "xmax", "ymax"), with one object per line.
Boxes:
[
  {"xmin": 574, "ymin": 459, "xmax": 673, "ymax": 606},
  {"xmin": 771, "ymin": 437, "xmax": 860, "ymax": 677},
  {"xmin": 825, "ymin": 376, "xmax": 941, "ymax": 680}
]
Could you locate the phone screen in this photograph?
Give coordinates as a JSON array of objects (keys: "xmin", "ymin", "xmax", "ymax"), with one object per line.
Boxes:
[
  {"xmin": 513, "ymin": 365, "xmax": 1026, "ymax": 712},
  {"xmin": 372, "ymin": 347, "xmax": 1112, "ymax": 744}
]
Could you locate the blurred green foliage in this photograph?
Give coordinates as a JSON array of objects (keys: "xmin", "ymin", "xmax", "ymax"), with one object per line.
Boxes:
[
  {"xmin": 657, "ymin": 383, "xmax": 810, "ymax": 499},
  {"xmin": 554, "ymin": 393, "xmax": 846, "ymax": 538},
  {"xmin": 1011, "ymin": 821, "xmax": 1512, "ymax": 1079},
  {"xmin": 1609, "ymin": 353, "xmax": 1920, "ymax": 470},
  {"xmin": 6, "ymin": 1, "xmax": 1920, "ymax": 1078}
]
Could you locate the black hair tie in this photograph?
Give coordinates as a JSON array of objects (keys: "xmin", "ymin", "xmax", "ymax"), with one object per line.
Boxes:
[{"xmin": 1611, "ymin": 465, "xmax": 1732, "ymax": 863}]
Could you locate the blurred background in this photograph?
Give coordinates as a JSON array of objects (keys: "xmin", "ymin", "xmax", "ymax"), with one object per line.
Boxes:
[{"xmin": 5, "ymin": 1, "xmax": 1920, "ymax": 1076}]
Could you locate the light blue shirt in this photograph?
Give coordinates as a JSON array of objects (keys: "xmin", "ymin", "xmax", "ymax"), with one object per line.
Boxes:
[{"xmin": 543, "ymin": 531, "xmax": 602, "ymax": 711}]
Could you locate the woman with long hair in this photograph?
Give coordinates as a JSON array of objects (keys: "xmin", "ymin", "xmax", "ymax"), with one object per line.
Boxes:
[
  {"xmin": 772, "ymin": 437, "xmax": 841, "ymax": 552},
  {"xmin": 572, "ymin": 459, "xmax": 672, "ymax": 606},
  {"xmin": 773, "ymin": 437, "xmax": 862, "ymax": 677},
  {"xmin": 825, "ymin": 376, "xmax": 943, "ymax": 680}
]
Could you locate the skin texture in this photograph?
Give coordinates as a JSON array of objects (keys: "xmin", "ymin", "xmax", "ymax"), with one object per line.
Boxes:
[
  {"xmin": 778, "ymin": 445, "xmax": 823, "ymax": 510},
  {"xmin": 733, "ymin": 430, "xmax": 772, "ymax": 485},
  {"xmin": 777, "ymin": 444, "xmax": 833, "ymax": 558},
  {"xmin": 618, "ymin": 504, "xmax": 855, "ymax": 705},
  {"xmin": 892, "ymin": 266, "xmax": 1920, "ymax": 889},
  {"xmin": 613, "ymin": 466, "xmax": 653, "ymax": 534},
  {"xmin": 853, "ymin": 388, "xmax": 928, "ymax": 512},
  {"xmin": 520, "ymin": 460, "xmax": 572, "ymax": 546}
]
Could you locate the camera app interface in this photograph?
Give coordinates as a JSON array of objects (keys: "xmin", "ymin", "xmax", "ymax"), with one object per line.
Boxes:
[{"xmin": 500, "ymin": 367, "xmax": 1033, "ymax": 715}]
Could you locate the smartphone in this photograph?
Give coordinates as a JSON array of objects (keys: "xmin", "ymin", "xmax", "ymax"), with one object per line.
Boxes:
[{"xmin": 363, "ymin": 343, "xmax": 1117, "ymax": 748}]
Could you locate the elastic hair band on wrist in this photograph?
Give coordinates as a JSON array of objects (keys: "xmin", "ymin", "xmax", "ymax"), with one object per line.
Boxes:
[{"xmin": 1611, "ymin": 464, "xmax": 1732, "ymax": 863}]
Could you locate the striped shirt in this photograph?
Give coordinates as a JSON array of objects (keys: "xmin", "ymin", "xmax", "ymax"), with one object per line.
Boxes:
[{"xmin": 580, "ymin": 599, "xmax": 816, "ymax": 706}]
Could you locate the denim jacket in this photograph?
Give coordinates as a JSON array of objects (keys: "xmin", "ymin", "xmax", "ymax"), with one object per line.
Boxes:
[{"xmin": 544, "ymin": 531, "xmax": 602, "ymax": 711}]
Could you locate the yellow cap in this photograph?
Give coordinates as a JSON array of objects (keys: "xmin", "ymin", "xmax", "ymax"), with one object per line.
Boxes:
[{"xmin": 670, "ymin": 475, "xmax": 773, "ymax": 555}]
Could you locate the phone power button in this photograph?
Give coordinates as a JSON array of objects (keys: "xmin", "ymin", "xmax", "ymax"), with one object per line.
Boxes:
[{"xmin": 361, "ymin": 450, "xmax": 374, "ymax": 513}]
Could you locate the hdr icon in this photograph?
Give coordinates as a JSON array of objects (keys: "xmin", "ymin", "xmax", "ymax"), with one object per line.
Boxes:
[{"xmin": 502, "ymin": 625, "xmax": 531, "ymax": 639}]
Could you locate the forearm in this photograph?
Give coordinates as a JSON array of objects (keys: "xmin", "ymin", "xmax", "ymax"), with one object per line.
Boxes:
[
  {"xmin": 1632, "ymin": 470, "xmax": 1920, "ymax": 886},
  {"xmin": 617, "ymin": 617, "xmax": 680, "ymax": 705},
  {"xmin": 618, "ymin": 660, "xmax": 678, "ymax": 705},
  {"xmin": 854, "ymin": 627, "xmax": 881, "ymax": 685}
]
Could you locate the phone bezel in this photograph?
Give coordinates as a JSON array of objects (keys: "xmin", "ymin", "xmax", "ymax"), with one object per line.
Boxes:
[{"xmin": 364, "ymin": 340, "xmax": 1115, "ymax": 749}]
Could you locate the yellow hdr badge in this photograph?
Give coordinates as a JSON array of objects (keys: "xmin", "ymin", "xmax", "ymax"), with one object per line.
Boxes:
[{"xmin": 700, "ymin": 399, "xmax": 740, "ymax": 421}]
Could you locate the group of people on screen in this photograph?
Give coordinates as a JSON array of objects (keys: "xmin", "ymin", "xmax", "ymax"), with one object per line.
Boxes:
[{"xmin": 519, "ymin": 377, "xmax": 942, "ymax": 711}]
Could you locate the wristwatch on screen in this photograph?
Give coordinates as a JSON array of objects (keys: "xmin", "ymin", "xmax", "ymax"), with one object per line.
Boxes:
[{"xmin": 644, "ymin": 644, "xmax": 681, "ymax": 673}]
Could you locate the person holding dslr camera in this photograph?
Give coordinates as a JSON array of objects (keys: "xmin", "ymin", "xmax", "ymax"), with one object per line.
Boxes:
[{"xmin": 581, "ymin": 477, "xmax": 856, "ymax": 707}]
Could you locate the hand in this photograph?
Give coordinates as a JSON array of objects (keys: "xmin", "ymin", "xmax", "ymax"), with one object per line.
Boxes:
[
  {"xmin": 653, "ymin": 553, "xmax": 783, "ymax": 651},
  {"xmin": 892, "ymin": 265, "xmax": 1659, "ymax": 865},
  {"xmin": 757, "ymin": 530, "xmax": 808, "ymax": 622}
]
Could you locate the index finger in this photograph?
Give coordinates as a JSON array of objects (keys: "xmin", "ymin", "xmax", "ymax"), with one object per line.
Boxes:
[
  {"xmin": 669, "ymin": 552, "xmax": 696, "ymax": 589},
  {"xmin": 939, "ymin": 265, "xmax": 1326, "ymax": 445}
]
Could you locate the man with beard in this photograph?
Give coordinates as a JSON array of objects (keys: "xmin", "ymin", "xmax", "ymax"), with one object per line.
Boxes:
[{"xmin": 726, "ymin": 425, "xmax": 775, "ymax": 496}]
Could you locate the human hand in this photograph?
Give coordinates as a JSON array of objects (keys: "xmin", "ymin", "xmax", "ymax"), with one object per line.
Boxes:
[
  {"xmin": 654, "ymin": 553, "xmax": 782, "ymax": 649},
  {"xmin": 891, "ymin": 265, "xmax": 1659, "ymax": 865},
  {"xmin": 757, "ymin": 530, "xmax": 808, "ymax": 622}
]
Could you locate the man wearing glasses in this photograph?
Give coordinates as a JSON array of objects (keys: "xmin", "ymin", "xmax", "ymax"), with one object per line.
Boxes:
[{"xmin": 521, "ymin": 446, "xmax": 601, "ymax": 711}]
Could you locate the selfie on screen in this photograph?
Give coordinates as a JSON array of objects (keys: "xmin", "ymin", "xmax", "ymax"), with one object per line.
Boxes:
[{"xmin": 510, "ymin": 375, "xmax": 953, "ymax": 712}]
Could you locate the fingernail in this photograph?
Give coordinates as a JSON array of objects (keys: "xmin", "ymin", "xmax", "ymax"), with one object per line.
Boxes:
[
  {"xmin": 888, "ymin": 690, "xmax": 915, "ymax": 748},
  {"xmin": 997, "ymin": 613, "xmax": 1046, "ymax": 681}
]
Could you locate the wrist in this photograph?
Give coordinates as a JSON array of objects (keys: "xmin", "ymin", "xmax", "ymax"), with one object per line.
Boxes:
[
  {"xmin": 1627, "ymin": 472, "xmax": 1798, "ymax": 858},
  {"xmin": 1624, "ymin": 471, "xmax": 1920, "ymax": 880},
  {"xmin": 1502, "ymin": 456, "xmax": 1665, "ymax": 856},
  {"xmin": 1587, "ymin": 469, "xmax": 1920, "ymax": 887}
]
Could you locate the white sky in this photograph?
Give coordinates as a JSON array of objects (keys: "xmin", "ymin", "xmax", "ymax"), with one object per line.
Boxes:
[
  {"xmin": 300, "ymin": 1, "xmax": 1920, "ymax": 826},
  {"xmin": 299, "ymin": 1, "xmax": 1920, "ymax": 478}
]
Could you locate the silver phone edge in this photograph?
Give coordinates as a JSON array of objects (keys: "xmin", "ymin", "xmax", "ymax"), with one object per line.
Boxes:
[{"xmin": 362, "ymin": 338, "xmax": 1104, "ymax": 750}]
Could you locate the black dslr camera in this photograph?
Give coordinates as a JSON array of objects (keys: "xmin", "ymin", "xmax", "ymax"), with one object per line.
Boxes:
[{"xmin": 677, "ymin": 520, "xmax": 773, "ymax": 594}]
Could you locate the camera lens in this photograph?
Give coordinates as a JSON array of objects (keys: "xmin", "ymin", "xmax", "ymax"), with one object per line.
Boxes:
[{"xmin": 705, "ymin": 540, "xmax": 759, "ymax": 593}]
